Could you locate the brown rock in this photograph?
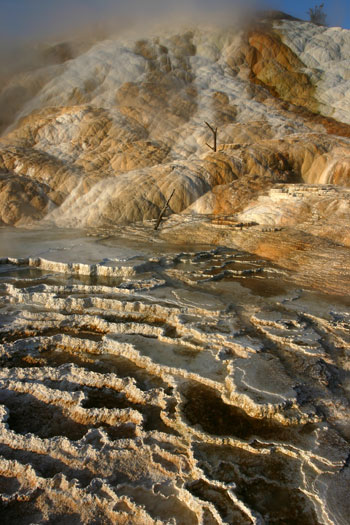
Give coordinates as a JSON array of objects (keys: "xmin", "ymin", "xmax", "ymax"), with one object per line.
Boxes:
[{"xmin": 0, "ymin": 173, "xmax": 51, "ymax": 225}]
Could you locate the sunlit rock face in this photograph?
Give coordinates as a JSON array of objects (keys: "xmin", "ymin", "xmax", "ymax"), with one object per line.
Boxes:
[
  {"xmin": 2, "ymin": 13, "xmax": 350, "ymax": 230},
  {"xmin": 2, "ymin": 11, "xmax": 350, "ymax": 524}
]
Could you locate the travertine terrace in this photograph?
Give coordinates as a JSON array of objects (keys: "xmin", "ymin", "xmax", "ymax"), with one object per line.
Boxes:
[{"xmin": 1, "ymin": 10, "xmax": 350, "ymax": 525}]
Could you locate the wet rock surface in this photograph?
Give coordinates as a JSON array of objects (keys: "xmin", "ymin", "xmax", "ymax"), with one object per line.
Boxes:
[{"xmin": 0, "ymin": 231, "xmax": 350, "ymax": 524}]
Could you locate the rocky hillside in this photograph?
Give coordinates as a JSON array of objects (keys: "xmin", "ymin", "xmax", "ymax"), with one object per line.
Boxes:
[
  {"xmin": 1, "ymin": 11, "xmax": 350, "ymax": 290},
  {"xmin": 0, "ymin": 12, "xmax": 349, "ymax": 225}
]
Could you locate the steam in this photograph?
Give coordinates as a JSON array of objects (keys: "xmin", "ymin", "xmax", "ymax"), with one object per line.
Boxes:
[
  {"xmin": 0, "ymin": 0, "xmax": 348, "ymax": 64},
  {"xmin": 4, "ymin": 0, "xmax": 346, "ymax": 137},
  {"xmin": 0, "ymin": 0, "xmax": 267, "ymax": 75},
  {"xmin": 0, "ymin": 0, "xmax": 264, "ymax": 45},
  {"xmin": 0, "ymin": 0, "xmax": 266, "ymax": 133}
]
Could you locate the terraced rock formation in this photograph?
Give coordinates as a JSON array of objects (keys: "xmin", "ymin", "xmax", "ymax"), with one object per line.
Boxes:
[
  {"xmin": 1, "ymin": 10, "xmax": 350, "ymax": 524},
  {"xmin": 2, "ymin": 12, "xmax": 350, "ymax": 233},
  {"xmin": 0, "ymin": 232, "xmax": 350, "ymax": 524}
]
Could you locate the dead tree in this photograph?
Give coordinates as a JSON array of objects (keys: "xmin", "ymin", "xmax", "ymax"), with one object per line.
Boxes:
[
  {"xmin": 205, "ymin": 122, "xmax": 217, "ymax": 152},
  {"xmin": 307, "ymin": 3, "xmax": 327, "ymax": 25},
  {"xmin": 154, "ymin": 189, "xmax": 175, "ymax": 230}
]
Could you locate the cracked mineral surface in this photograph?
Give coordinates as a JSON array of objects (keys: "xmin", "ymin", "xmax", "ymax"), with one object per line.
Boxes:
[{"xmin": 0, "ymin": 229, "xmax": 350, "ymax": 524}]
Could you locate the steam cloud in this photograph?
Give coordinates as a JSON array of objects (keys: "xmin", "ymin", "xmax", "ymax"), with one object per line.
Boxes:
[
  {"xmin": 0, "ymin": 0, "xmax": 345, "ymax": 136},
  {"xmin": 0, "ymin": 0, "xmax": 264, "ymax": 112},
  {"xmin": 0, "ymin": 0, "xmax": 264, "ymax": 44}
]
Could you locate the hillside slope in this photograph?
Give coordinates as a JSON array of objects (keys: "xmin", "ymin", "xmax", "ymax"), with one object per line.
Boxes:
[
  {"xmin": 0, "ymin": 14, "xmax": 350, "ymax": 225},
  {"xmin": 1, "ymin": 13, "xmax": 350, "ymax": 288}
]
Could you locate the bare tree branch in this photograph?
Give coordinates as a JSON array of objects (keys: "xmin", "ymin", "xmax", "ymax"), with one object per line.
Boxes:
[
  {"xmin": 205, "ymin": 122, "xmax": 217, "ymax": 152},
  {"xmin": 154, "ymin": 189, "xmax": 175, "ymax": 230}
]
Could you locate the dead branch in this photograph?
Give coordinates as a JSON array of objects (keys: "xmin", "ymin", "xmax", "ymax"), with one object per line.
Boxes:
[
  {"xmin": 205, "ymin": 121, "xmax": 217, "ymax": 152},
  {"xmin": 154, "ymin": 189, "xmax": 175, "ymax": 230}
]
